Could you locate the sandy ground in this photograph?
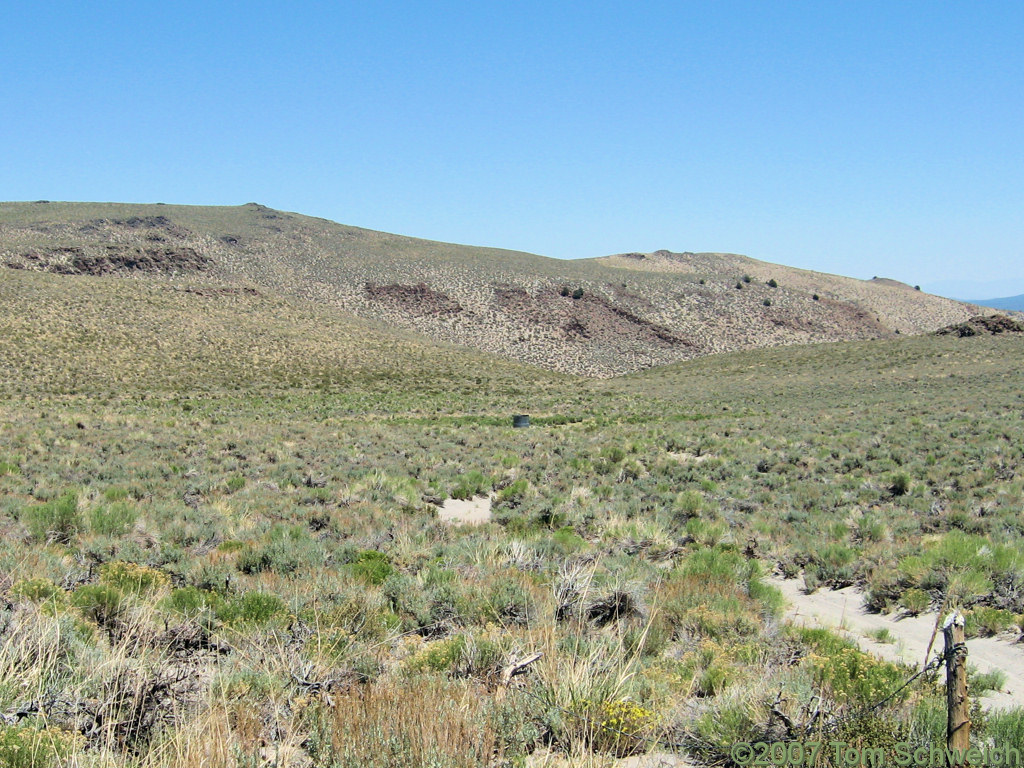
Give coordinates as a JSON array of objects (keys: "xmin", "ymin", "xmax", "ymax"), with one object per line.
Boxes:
[
  {"xmin": 437, "ymin": 494, "xmax": 492, "ymax": 524},
  {"xmin": 771, "ymin": 576, "xmax": 1024, "ymax": 709}
]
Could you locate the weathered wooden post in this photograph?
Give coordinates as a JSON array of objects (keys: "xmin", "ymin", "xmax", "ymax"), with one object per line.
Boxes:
[
  {"xmin": 494, "ymin": 652, "xmax": 542, "ymax": 702},
  {"xmin": 943, "ymin": 612, "xmax": 969, "ymax": 763}
]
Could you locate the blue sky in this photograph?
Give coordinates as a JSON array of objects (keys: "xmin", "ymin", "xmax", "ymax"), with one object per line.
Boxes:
[{"xmin": 3, "ymin": 1, "xmax": 1022, "ymax": 298}]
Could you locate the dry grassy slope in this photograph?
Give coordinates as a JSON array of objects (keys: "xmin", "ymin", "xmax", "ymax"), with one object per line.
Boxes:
[
  {"xmin": 0, "ymin": 269, "xmax": 568, "ymax": 395},
  {"xmin": 1, "ymin": 201, "xmax": 977, "ymax": 376}
]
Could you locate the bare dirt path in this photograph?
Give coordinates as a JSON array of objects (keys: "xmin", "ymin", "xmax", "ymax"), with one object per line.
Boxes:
[{"xmin": 771, "ymin": 577, "xmax": 1024, "ymax": 709}]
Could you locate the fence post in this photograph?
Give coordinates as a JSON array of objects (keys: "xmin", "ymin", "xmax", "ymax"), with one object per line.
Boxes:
[{"xmin": 943, "ymin": 611, "xmax": 969, "ymax": 763}]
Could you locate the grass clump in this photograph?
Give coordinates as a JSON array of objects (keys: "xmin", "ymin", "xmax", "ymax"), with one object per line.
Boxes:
[
  {"xmin": 22, "ymin": 492, "xmax": 80, "ymax": 544},
  {"xmin": 318, "ymin": 677, "xmax": 502, "ymax": 768}
]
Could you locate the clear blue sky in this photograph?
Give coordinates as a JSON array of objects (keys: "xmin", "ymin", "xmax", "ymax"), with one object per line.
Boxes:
[{"xmin": 3, "ymin": 1, "xmax": 1022, "ymax": 298}]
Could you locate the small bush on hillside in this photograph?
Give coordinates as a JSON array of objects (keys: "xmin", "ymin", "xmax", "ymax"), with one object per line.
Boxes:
[
  {"xmin": 100, "ymin": 561, "xmax": 169, "ymax": 595},
  {"xmin": 967, "ymin": 606, "xmax": 1016, "ymax": 637},
  {"xmin": 810, "ymin": 645, "xmax": 908, "ymax": 710},
  {"xmin": 218, "ymin": 591, "xmax": 287, "ymax": 625},
  {"xmin": 890, "ymin": 472, "xmax": 911, "ymax": 496},
  {"xmin": 87, "ymin": 502, "xmax": 138, "ymax": 536},
  {"xmin": 164, "ymin": 585, "xmax": 220, "ymax": 618},
  {"xmin": 23, "ymin": 492, "xmax": 81, "ymax": 543},
  {"xmin": 349, "ymin": 550, "xmax": 395, "ymax": 586},
  {"xmin": 102, "ymin": 486, "xmax": 130, "ymax": 502},
  {"xmin": 577, "ymin": 697, "xmax": 658, "ymax": 757},
  {"xmin": 672, "ymin": 490, "xmax": 702, "ymax": 521},
  {"xmin": 72, "ymin": 583, "xmax": 125, "ymax": 628},
  {"xmin": 899, "ymin": 588, "xmax": 931, "ymax": 616},
  {"xmin": 451, "ymin": 470, "xmax": 489, "ymax": 500}
]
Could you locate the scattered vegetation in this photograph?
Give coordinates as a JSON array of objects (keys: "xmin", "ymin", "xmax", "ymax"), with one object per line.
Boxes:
[{"xmin": 0, "ymin": 249, "xmax": 1021, "ymax": 764}]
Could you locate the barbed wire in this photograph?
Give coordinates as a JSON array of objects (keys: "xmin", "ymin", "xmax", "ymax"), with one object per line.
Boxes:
[{"xmin": 818, "ymin": 647, "xmax": 949, "ymax": 735}]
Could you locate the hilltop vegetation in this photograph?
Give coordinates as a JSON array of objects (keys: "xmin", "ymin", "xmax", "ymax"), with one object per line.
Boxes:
[{"xmin": 0, "ymin": 201, "xmax": 976, "ymax": 376}]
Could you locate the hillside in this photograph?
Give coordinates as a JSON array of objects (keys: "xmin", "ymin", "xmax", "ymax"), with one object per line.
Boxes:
[
  {"xmin": 0, "ymin": 269, "xmax": 569, "ymax": 403},
  {"xmin": 1, "ymin": 201, "xmax": 977, "ymax": 376}
]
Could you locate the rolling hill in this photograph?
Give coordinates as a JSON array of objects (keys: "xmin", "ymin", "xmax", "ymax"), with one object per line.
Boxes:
[{"xmin": 1, "ymin": 201, "xmax": 978, "ymax": 376}]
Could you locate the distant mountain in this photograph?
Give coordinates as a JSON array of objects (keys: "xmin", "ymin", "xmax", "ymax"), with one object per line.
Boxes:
[
  {"xmin": 963, "ymin": 294, "xmax": 1024, "ymax": 311},
  {"xmin": 0, "ymin": 201, "xmax": 979, "ymax": 376}
]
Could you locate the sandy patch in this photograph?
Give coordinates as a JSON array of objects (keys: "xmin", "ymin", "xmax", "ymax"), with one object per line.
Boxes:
[
  {"xmin": 437, "ymin": 494, "xmax": 492, "ymax": 524},
  {"xmin": 771, "ymin": 576, "xmax": 1024, "ymax": 709}
]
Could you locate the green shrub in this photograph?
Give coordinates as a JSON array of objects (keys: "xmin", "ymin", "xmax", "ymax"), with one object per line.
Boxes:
[
  {"xmin": 235, "ymin": 530, "xmax": 322, "ymax": 575},
  {"xmin": 451, "ymin": 470, "xmax": 489, "ymax": 500},
  {"xmin": 87, "ymin": 502, "xmax": 138, "ymax": 536},
  {"xmin": 899, "ymin": 588, "xmax": 931, "ymax": 616},
  {"xmin": 981, "ymin": 708, "xmax": 1024, "ymax": 748},
  {"xmin": 72, "ymin": 584, "xmax": 125, "ymax": 627},
  {"xmin": 164, "ymin": 586, "xmax": 220, "ymax": 618},
  {"xmin": 219, "ymin": 591, "xmax": 287, "ymax": 624},
  {"xmin": 600, "ymin": 445, "xmax": 626, "ymax": 464},
  {"xmin": 23, "ymin": 492, "xmax": 81, "ymax": 543},
  {"xmin": 814, "ymin": 543, "xmax": 857, "ymax": 586},
  {"xmin": 968, "ymin": 606, "xmax": 1016, "ymax": 637},
  {"xmin": 0, "ymin": 722, "xmax": 82, "ymax": 768},
  {"xmin": 477, "ymin": 576, "xmax": 532, "ymax": 625},
  {"xmin": 11, "ymin": 578, "xmax": 64, "ymax": 605},
  {"xmin": 695, "ymin": 664, "xmax": 732, "ymax": 697},
  {"xmin": 890, "ymin": 472, "xmax": 911, "ymax": 496},
  {"xmin": 235, "ymin": 546, "xmax": 273, "ymax": 574},
  {"xmin": 100, "ymin": 560, "xmax": 169, "ymax": 595},
  {"xmin": 407, "ymin": 635, "xmax": 467, "ymax": 673},
  {"xmin": 494, "ymin": 478, "xmax": 528, "ymax": 506},
  {"xmin": 969, "ymin": 666, "xmax": 1007, "ymax": 694},
  {"xmin": 579, "ymin": 697, "xmax": 658, "ymax": 757},
  {"xmin": 349, "ymin": 550, "xmax": 395, "ymax": 586},
  {"xmin": 102, "ymin": 486, "xmax": 130, "ymax": 502},
  {"xmin": 550, "ymin": 526, "xmax": 585, "ymax": 553},
  {"xmin": 811, "ymin": 646, "xmax": 907, "ymax": 709},
  {"xmin": 673, "ymin": 490, "xmax": 702, "ymax": 520}
]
